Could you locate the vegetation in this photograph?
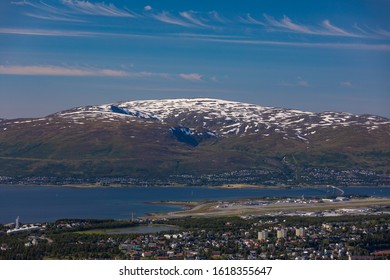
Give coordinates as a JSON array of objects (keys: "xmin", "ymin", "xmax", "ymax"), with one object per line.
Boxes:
[
  {"xmin": 0, "ymin": 112, "xmax": 389, "ymax": 181},
  {"xmin": 1, "ymin": 215, "xmax": 389, "ymax": 260}
]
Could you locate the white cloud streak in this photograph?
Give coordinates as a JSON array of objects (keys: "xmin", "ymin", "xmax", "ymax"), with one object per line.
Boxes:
[
  {"xmin": 7, "ymin": 2, "xmax": 390, "ymax": 51},
  {"xmin": 322, "ymin": 20, "xmax": 355, "ymax": 37},
  {"xmin": 0, "ymin": 65, "xmax": 128, "ymax": 77},
  {"xmin": 11, "ymin": 2, "xmax": 388, "ymax": 41},
  {"xmin": 0, "ymin": 27, "xmax": 172, "ymax": 40},
  {"xmin": 340, "ymin": 81, "xmax": 352, "ymax": 87},
  {"xmin": 179, "ymin": 73, "xmax": 203, "ymax": 81},
  {"xmin": 353, "ymin": 24, "xmax": 390, "ymax": 39},
  {"xmin": 208, "ymin": 11, "xmax": 227, "ymax": 23},
  {"xmin": 179, "ymin": 11, "xmax": 209, "ymax": 28},
  {"xmin": 264, "ymin": 14, "xmax": 363, "ymax": 38},
  {"xmin": 60, "ymin": 0, "xmax": 137, "ymax": 17},
  {"xmin": 13, "ymin": 0, "xmax": 138, "ymax": 18},
  {"xmin": 10, "ymin": 1, "xmax": 29, "ymax": 5},
  {"xmin": 2, "ymin": 27, "xmax": 389, "ymax": 52},
  {"xmin": 375, "ymin": 29, "xmax": 390, "ymax": 38},
  {"xmin": 239, "ymin": 14, "xmax": 265, "ymax": 25},
  {"xmin": 280, "ymin": 16, "xmax": 313, "ymax": 33},
  {"xmin": 264, "ymin": 14, "xmax": 312, "ymax": 33},
  {"xmin": 0, "ymin": 65, "xmax": 207, "ymax": 83},
  {"xmin": 151, "ymin": 11, "xmax": 194, "ymax": 27},
  {"xmin": 0, "ymin": 65, "xmax": 171, "ymax": 79},
  {"xmin": 24, "ymin": 12, "xmax": 87, "ymax": 22},
  {"xmin": 0, "ymin": 27, "xmax": 96, "ymax": 37},
  {"xmin": 15, "ymin": 1, "xmax": 64, "ymax": 14},
  {"xmin": 13, "ymin": 0, "xmax": 84, "ymax": 22},
  {"xmin": 189, "ymin": 36, "xmax": 390, "ymax": 51}
]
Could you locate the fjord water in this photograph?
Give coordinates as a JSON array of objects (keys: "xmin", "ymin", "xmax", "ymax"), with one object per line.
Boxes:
[{"xmin": 0, "ymin": 185, "xmax": 389, "ymax": 224}]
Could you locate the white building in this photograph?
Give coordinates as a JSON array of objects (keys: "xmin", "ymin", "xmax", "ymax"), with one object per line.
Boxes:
[
  {"xmin": 295, "ymin": 227, "xmax": 306, "ymax": 237},
  {"xmin": 258, "ymin": 230, "xmax": 269, "ymax": 241},
  {"xmin": 277, "ymin": 229, "xmax": 287, "ymax": 239}
]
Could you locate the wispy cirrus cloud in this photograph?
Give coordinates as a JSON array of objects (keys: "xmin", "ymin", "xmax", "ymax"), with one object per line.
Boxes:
[
  {"xmin": 0, "ymin": 27, "xmax": 171, "ymax": 40},
  {"xmin": 263, "ymin": 14, "xmax": 362, "ymax": 38},
  {"xmin": 0, "ymin": 27, "xmax": 96, "ymax": 37},
  {"xmin": 2, "ymin": 26, "xmax": 389, "ymax": 52},
  {"xmin": 151, "ymin": 11, "xmax": 191, "ymax": 27},
  {"xmin": 265, "ymin": 14, "xmax": 312, "ymax": 33},
  {"xmin": 24, "ymin": 12, "xmax": 87, "ymax": 22},
  {"xmin": 2, "ymin": 27, "xmax": 389, "ymax": 52},
  {"xmin": 179, "ymin": 11, "xmax": 209, "ymax": 28},
  {"xmin": 175, "ymin": 30, "xmax": 390, "ymax": 51},
  {"xmin": 239, "ymin": 14, "xmax": 265, "ymax": 25},
  {"xmin": 208, "ymin": 11, "xmax": 227, "ymax": 23},
  {"xmin": 12, "ymin": 1, "xmax": 62, "ymax": 14},
  {"xmin": 189, "ymin": 36, "xmax": 390, "ymax": 51},
  {"xmin": 13, "ymin": 0, "xmax": 138, "ymax": 19},
  {"xmin": 322, "ymin": 19, "xmax": 356, "ymax": 37},
  {"xmin": 353, "ymin": 24, "xmax": 390, "ymax": 39},
  {"xmin": 14, "ymin": 1, "xmax": 209, "ymax": 27},
  {"xmin": 8, "ymin": 1, "xmax": 390, "ymax": 43},
  {"xmin": 375, "ymin": 28, "xmax": 390, "ymax": 38},
  {"xmin": 10, "ymin": 1, "xmax": 389, "ymax": 41},
  {"xmin": 60, "ymin": 0, "xmax": 138, "ymax": 17},
  {"xmin": 152, "ymin": 10, "xmax": 217, "ymax": 29},
  {"xmin": 12, "ymin": 0, "xmax": 84, "ymax": 22}
]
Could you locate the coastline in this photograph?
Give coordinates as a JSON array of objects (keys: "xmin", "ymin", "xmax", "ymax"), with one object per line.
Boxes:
[
  {"xmin": 0, "ymin": 183, "xmax": 287, "ymax": 189},
  {"xmin": 145, "ymin": 197, "xmax": 390, "ymax": 219},
  {"xmin": 1, "ymin": 184, "xmax": 389, "ymax": 224},
  {"xmin": 2, "ymin": 182, "xmax": 389, "ymax": 189}
]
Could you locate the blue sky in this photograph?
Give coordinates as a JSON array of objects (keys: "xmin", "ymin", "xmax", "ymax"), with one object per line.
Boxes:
[{"xmin": 0, "ymin": 0, "xmax": 389, "ymax": 118}]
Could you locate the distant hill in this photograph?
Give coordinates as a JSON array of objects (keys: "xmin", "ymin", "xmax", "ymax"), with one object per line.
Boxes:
[{"xmin": 0, "ymin": 98, "xmax": 389, "ymax": 185}]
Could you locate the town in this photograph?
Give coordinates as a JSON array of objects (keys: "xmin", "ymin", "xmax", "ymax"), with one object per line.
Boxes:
[
  {"xmin": 1, "ymin": 212, "xmax": 389, "ymax": 260},
  {"xmin": 0, "ymin": 167, "xmax": 389, "ymax": 187}
]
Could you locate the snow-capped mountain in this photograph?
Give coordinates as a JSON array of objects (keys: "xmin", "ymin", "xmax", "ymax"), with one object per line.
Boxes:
[
  {"xmin": 51, "ymin": 98, "xmax": 389, "ymax": 142},
  {"xmin": 0, "ymin": 98, "xmax": 389, "ymax": 180}
]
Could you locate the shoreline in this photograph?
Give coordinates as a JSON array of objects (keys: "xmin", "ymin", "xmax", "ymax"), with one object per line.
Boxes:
[
  {"xmin": 1, "ymin": 183, "xmax": 389, "ymax": 189},
  {"xmin": 145, "ymin": 197, "xmax": 390, "ymax": 219},
  {"xmin": 0, "ymin": 183, "xmax": 287, "ymax": 189}
]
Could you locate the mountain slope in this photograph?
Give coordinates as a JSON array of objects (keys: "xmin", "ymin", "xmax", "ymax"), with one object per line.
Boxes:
[
  {"xmin": 0, "ymin": 98, "xmax": 389, "ymax": 184},
  {"xmin": 52, "ymin": 98, "xmax": 390, "ymax": 139}
]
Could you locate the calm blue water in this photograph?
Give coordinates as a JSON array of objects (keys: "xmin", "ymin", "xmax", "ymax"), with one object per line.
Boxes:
[{"xmin": 0, "ymin": 185, "xmax": 389, "ymax": 224}]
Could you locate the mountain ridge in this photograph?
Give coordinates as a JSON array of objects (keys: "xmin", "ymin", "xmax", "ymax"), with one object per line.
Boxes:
[
  {"xmin": 0, "ymin": 98, "xmax": 389, "ymax": 185},
  {"xmin": 49, "ymin": 98, "xmax": 390, "ymax": 142}
]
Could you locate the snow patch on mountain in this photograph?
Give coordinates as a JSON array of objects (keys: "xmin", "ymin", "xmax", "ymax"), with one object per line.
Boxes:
[{"xmin": 48, "ymin": 98, "xmax": 390, "ymax": 141}]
